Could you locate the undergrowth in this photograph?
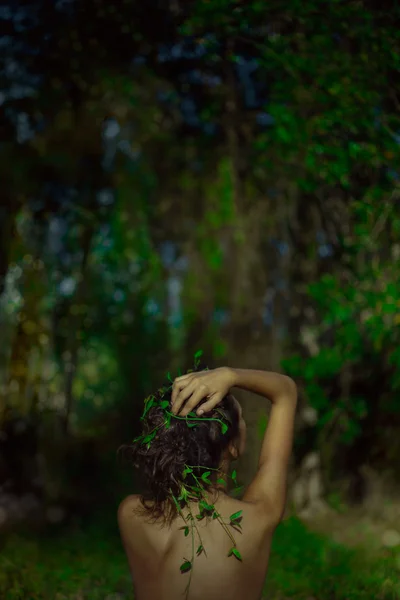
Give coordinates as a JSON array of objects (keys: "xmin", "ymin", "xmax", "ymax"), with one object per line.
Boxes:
[{"xmin": 0, "ymin": 513, "xmax": 398, "ymax": 600}]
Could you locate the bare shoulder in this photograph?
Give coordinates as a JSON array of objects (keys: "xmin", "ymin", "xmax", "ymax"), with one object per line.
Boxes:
[
  {"xmin": 118, "ymin": 493, "xmax": 141, "ymax": 516},
  {"xmin": 118, "ymin": 494, "xmax": 170, "ymax": 564},
  {"xmin": 117, "ymin": 494, "xmax": 142, "ymax": 533},
  {"xmin": 118, "ymin": 494, "xmax": 154, "ymax": 559},
  {"xmin": 240, "ymin": 497, "xmax": 279, "ymax": 533}
]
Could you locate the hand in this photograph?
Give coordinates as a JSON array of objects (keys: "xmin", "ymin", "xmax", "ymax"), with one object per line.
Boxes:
[{"xmin": 171, "ymin": 367, "xmax": 236, "ymax": 417}]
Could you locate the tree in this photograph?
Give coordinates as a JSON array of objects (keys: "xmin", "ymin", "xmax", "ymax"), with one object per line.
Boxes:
[{"xmin": 2, "ymin": 0, "xmax": 400, "ymax": 505}]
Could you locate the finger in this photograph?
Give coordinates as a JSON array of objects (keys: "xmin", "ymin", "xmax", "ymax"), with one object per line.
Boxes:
[
  {"xmin": 172, "ymin": 381, "xmax": 196, "ymax": 415},
  {"xmin": 195, "ymin": 393, "xmax": 223, "ymax": 416},
  {"xmin": 175, "ymin": 373, "xmax": 193, "ymax": 382},
  {"xmin": 171, "ymin": 376, "xmax": 192, "ymax": 405},
  {"xmin": 179, "ymin": 384, "xmax": 209, "ymax": 417},
  {"xmin": 171, "ymin": 381, "xmax": 184, "ymax": 406}
]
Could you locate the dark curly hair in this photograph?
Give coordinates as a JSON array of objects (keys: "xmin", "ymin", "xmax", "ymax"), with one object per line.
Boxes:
[{"xmin": 121, "ymin": 366, "xmax": 240, "ymax": 524}]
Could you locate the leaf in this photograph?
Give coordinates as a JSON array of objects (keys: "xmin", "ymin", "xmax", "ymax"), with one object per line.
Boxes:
[
  {"xmin": 184, "ymin": 526, "xmax": 189, "ymax": 537},
  {"xmin": 167, "ymin": 372, "xmax": 173, "ymax": 382},
  {"xmin": 178, "ymin": 487, "xmax": 188, "ymax": 501},
  {"xmin": 228, "ymin": 547, "xmax": 242, "ymax": 561},
  {"xmin": 201, "ymin": 471, "xmax": 211, "ymax": 481},
  {"xmin": 183, "ymin": 467, "xmax": 193, "ymax": 477},
  {"xmin": 187, "ymin": 421, "xmax": 198, "ymax": 428},
  {"xmin": 200, "ymin": 500, "xmax": 213, "ymax": 511},
  {"xmin": 232, "ymin": 485, "xmax": 244, "ymax": 497},
  {"xmin": 221, "ymin": 422, "xmax": 228, "ymax": 434},
  {"xmin": 196, "ymin": 545, "xmax": 204, "ymax": 556},
  {"xmin": 194, "ymin": 349, "xmax": 203, "ymax": 360},
  {"xmin": 229, "ymin": 510, "xmax": 243, "ymax": 522},
  {"xmin": 212, "ymin": 510, "xmax": 218, "ymax": 519},
  {"xmin": 142, "ymin": 396, "xmax": 155, "ymax": 418},
  {"xmin": 160, "ymin": 400, "xmax": 169, "ymax": 409},
  {"xmin": 231, "ymin": 470, "xmax": 237, "ymax": 481},
  {"xmin": 216, "ymin": 478, "xmax": 226, "ymax": 485},
  {"xmin": 180, "ymin": 560, "xmax": 192, "ymax": 573},
  {"xmin": 164, "ymin": 414, "xmax": 171, "ymax": 429},
  {"xmin": 187, "ymin": 411, "xmax": 198, "ymax": 418}
]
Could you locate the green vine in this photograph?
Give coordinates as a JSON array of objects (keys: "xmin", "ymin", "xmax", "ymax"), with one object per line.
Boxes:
[{"xmin": 133, "ymin": 350, "xmax": 244, "ymax": 599}]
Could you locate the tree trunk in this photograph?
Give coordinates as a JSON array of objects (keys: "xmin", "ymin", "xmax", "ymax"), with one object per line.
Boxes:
[{"xmin": 62, "ymin": 224, "xmax": 94, "ymax": 435}]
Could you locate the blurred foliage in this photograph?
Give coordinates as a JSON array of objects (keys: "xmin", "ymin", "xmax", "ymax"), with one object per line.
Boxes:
[
  {"xmin": 1, "ymin": 515, "xmax": 398, "ymax": 600},
  {"xmin": 282, "ymin": 196, "xmax": 400, "ymax": 487},
  {"xmin": 1, "ymin": 0, "xmax": 400, "ymax": 514}
]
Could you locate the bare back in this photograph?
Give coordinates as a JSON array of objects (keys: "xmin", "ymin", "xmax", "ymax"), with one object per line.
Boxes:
[
  {"xmin": 118, "ymin": 493, "xmax": 276, "ymax": 600},
  {"xmin": 119, "ymin": 368, "xmax": 298, "ymax": 599}
]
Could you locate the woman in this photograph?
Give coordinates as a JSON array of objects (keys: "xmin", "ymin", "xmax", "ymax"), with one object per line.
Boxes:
[{"xmin": 118, "ymin": 365, "xmax": 297, "ymax": 600}]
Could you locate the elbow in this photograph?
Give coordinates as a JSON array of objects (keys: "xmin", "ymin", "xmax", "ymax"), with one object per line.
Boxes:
[{"xmin": 284, "ymin": 376, "xmax": 297, "ymax": 401}]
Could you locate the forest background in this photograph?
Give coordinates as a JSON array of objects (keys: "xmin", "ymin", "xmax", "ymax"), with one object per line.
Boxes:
[{"xmin": 1, "ymin": 1, "xmax": 400, "ymax": 598}]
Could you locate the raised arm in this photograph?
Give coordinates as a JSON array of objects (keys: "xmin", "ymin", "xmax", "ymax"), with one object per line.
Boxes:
[{"xmin": 229, "ymin": 368, "xmax": 298, "ymax": 526}]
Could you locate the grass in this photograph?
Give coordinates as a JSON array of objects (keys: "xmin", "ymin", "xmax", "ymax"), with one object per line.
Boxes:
[
  {"xmin": 0, "ymin": 513, "xmax": 398, "ymax": 600},
  {"xmin": 265, "ymin": 517, "xmax": 399, "ymax": 600}
]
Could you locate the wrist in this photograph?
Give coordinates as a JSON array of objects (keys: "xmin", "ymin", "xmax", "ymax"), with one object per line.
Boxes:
[{"xmin": 226, "ymin": 367, "xmax": 239, "ymax": 388}]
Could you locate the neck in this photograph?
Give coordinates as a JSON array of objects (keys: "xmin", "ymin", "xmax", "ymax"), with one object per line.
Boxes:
[{"xmin": 210, "ymin": 458, "xmax": 231, "ymax": 495}]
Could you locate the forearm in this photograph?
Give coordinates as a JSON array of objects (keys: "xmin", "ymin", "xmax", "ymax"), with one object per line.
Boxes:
[{"xmin": 229, "ymin": 368, "xmax": 296, "ymax": 405}]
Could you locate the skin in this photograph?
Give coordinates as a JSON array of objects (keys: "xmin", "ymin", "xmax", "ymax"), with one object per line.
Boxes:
[{"xmin": 118, "ymin": 367, "xmax": 297, "ymax": 600}]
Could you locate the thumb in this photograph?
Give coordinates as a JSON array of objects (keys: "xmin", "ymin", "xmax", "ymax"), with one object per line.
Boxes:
[{"xmin": 196, "ymin": 393, "xmax": 222, "ymax": 416}]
